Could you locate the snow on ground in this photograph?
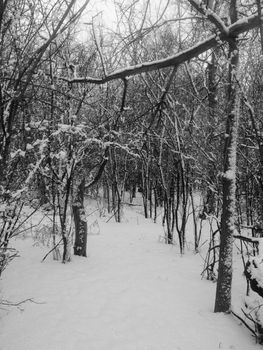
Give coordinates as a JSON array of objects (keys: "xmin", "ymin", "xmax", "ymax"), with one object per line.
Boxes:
[{"xmin": 0, "ymin": 203, "xmax": 261, "ymax": 350}]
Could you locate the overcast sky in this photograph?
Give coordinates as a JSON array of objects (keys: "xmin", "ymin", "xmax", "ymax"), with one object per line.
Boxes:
[{"xmin": 77, "ymin": 0, "xmax": 174, "ymax": 43}]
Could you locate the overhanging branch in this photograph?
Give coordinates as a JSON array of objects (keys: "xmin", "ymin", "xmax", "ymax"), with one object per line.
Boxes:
[{"xmin": 61, "ymin": 13, "xmax": 263, "ymax": 85}]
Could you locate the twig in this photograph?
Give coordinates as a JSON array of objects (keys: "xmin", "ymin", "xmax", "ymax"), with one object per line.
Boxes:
[
  {"xmin": 41, "ymin": 238, "xmax": 63, "ymax": 262},
  {"xmin": 231, "ymin": 309, "xmax": 257, "ymax": 336},
  {"xmin": 1, "ymin": 298, "xmax": 45, "ymax": 310},
  {"xmin": 198, "ymin": 239, "xmax": 208, "ymax": 249},
  {"xmin": 208, "ymin": 244, "xmax": 220, "ymax": 252},
  {"xmin": 86, "ymin": 208, "xmax": 99, "ymax": 217},
  {"xmin": 1, "ymin": 298, "xmax": 44, "ymax": 306},
  {"xmin": 106, "ymin": 208, "xmax": 120, "ymax": 223},
  {"xmin": 188, "ymin": 0, "xmax": 229, "ymax": 35},
  {"xmin": 92, "ymin": 17, "xmax": 107, "ymax": 77},
  {"xmin": 241, "ymin": 307, "xmax": 257, "ymax": 324}
]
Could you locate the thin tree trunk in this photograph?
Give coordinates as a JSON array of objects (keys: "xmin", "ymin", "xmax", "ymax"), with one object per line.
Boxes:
[
  {"xmin": 154, "ymin": 186, "xmax": 158, "ymax": 223},
  {"xmin": 190, "ymin": 186, "xmax": 198, "ymax": 252},
  {"xmin": 214, "ymin": 3, "xmax": 240, "ymax": 311},
  {"xmin": 73, "ymin": 178, "xmax": 87, "ymax": 257}
]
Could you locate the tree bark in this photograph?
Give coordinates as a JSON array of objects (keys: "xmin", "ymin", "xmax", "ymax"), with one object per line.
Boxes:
[
  {"xmin": 214, "ymin": 1, "xmax": 240, "ymax": 313},
  {"xmin": 73, "ymin": 178, "xmax": 88, "ymax": 257}
]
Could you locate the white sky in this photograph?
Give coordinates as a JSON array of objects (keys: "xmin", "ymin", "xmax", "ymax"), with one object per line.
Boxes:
[{"xmin": 77, "ymin": 0, "xmax": 175, "ymax": 43}]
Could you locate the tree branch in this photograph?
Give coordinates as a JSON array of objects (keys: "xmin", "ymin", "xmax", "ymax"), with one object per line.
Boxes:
[
  {"xmin": 188, "ymin": 0, "xmax": 229, "ymax": 35},
  {"xmin": 231, "ymin": 310, "xmax": 257, "ymax": 337},
  {"xmin": 61, "ymin": 13, "xmax": 263, "ymax": 85},
  {"xmin": 85, "ymin": 147, "xmax": 109, "ymax": 189},
  {"xmin": 234, "ymin": 235, "xmax": 260, "ymax": 245},
  {"xmin": 41, "ymin": 238, "xmax": 63, "ymax": 262}
]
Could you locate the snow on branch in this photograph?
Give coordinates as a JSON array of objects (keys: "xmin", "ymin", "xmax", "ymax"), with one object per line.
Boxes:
[
  {"xmin": 187, "ymin": 0, "xmax": 229, "ymax": 35},
  {"xmin": 60, "ymin": 13, "xmax": 263, "ymax": 86},
  {"xmin": 234, "ymin": 235, "xmax": 261, "ymax": 245},
  {"xmin": 234, "ymin": 235, "xmax": 263, "ymax": 256}
]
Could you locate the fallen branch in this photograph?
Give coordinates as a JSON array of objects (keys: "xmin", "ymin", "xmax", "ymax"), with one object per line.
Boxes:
[
  {"xmin": 0, "ymin": 298, "xmax": 45, "ymax": 311},
  {"xmin": 1, "ymin": 298, "xmax": 45, "ymax": 306}
]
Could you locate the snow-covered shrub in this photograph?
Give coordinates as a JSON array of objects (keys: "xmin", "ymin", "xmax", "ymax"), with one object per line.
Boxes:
[
  {"xmin": 243, "ymin": 295, "xmax": 263, "ymax": 344},
  {"xmin": 245, "ymin": 258, "xmax": 263, "ymax": 298},
  {"xmin": 0, "ymin": 248, "xmax": 18, "ymax": 277},
  {"xmin": 88, "ymin": 219, "xmax": 100, "ymax": 235},
  {"xmin": 241, "ymin": 246, "xmax": 263, "ymax": 343}
]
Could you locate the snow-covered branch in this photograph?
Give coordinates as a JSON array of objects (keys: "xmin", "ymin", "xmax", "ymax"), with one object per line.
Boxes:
[
  {"xmin": 60, "ymin": 13, "xmax": 263, "ymax": 86},
  {"xmin": 188, "ymin": 0, "xmax": 229, "ymax": 35}
]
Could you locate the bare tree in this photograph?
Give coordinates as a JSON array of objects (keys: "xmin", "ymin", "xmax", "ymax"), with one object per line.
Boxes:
[
  {"xmin": 62, "ymin": 0, "xmax": 263, "ymax": 312},
  {"xmin": 214, "ymin": 0, "xmax": 240, "ymax": 313},
  {"xmin": 0, "ymin": 0, "xmax": 89, "ymax": 267}
]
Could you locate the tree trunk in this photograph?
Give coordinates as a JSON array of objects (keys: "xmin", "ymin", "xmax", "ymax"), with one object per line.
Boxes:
[
  {"xmin": 58, "ymin": 173, "xmax": 73, "ymax": 263},
  {"xmin": 190, "ymin": 186, "xmax": 199, "ymax": 252},
  {"xmin": 73, "ymin": 178, "xmax": 87, "ymax": 257},
  {"xmin": 214, "ymin": 4, "xmax": 240, "ymax": 312},
  {"xmin": 142, "ymin": 166, "xmax": 149, "ymax": 219}
]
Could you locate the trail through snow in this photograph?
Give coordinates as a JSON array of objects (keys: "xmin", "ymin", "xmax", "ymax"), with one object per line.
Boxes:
[{"xmin": 0, "ymin": 210, "xmax": 261, "ymax": 350}]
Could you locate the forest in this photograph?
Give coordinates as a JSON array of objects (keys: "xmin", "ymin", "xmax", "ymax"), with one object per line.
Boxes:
[{"xmin": 1, "ymin": 0, "xmax": 263, "ymax": 348}]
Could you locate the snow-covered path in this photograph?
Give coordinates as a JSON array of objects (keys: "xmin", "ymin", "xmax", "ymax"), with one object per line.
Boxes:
[{"xmin": 0, "ymin": 216, "xmax": 260, "ymax": 350}]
